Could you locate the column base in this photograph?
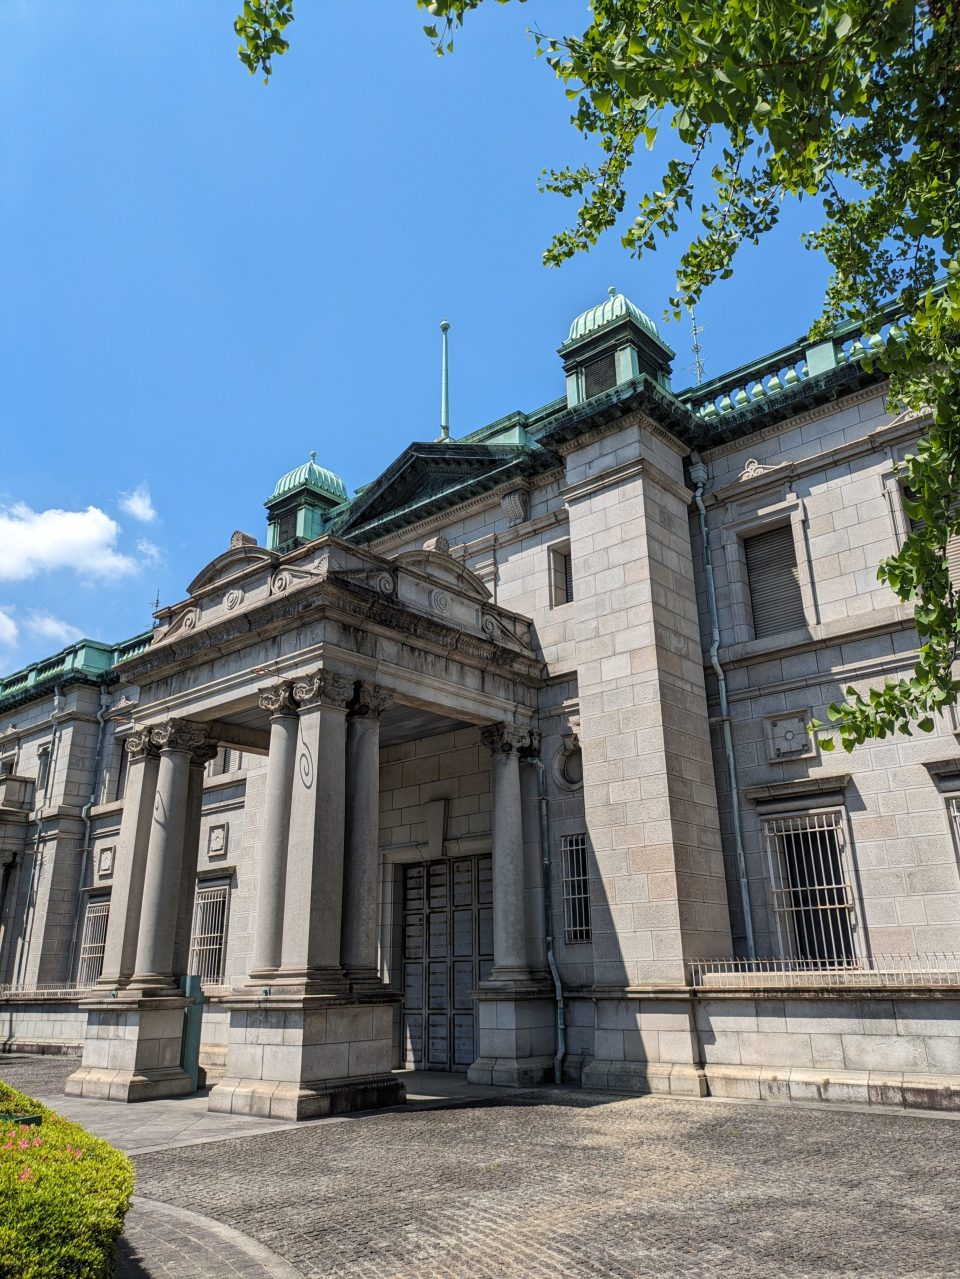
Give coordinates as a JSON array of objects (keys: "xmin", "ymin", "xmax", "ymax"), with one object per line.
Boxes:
[
  {"xmin": 207, "ymin": 992, "xmax": 402, "ymax": 1121},
  {"xmin": 65, "ymin": 997, "xmax": 192, "ymax": 1102},
  {"xmin": 209, "ymin": 1073, "xmax": 405, "ymax": 1120},
  {"xmin": 470, "ymin": 989, "xmax": 556, "ymax": 1087}
]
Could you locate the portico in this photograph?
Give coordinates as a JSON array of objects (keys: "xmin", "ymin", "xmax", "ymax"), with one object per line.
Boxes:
[{"xmin": 66, "ymin": 531, "xmax": 550, "ymax": 1117}]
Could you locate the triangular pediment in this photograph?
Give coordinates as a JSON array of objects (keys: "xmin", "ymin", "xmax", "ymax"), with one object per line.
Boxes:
[
  {"xmin": 337, "ymin": 442, "xmax": 535, "ymax": 540},
  {"xmin": 187, "ymin": 545, "xmax": 279, "ymax": 596}
]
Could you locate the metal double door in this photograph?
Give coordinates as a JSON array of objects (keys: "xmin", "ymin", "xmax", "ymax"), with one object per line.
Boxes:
[{"xmin": 402, "ymin": 856, "xmax": 493, "ymax": 1071}]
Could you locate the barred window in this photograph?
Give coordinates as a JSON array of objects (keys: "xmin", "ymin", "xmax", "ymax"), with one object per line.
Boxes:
[
  {"xmin": 551, "ymin": 544, "xmax": 574, "ymax": 607},
  {"xmin": 561, "ymin": 834, "xmax": 591, "ymax": 943},
  {"xmin": 188, "ymin": 881, "xmax": 230, "ymax": 986},
  {"xmin": 763, "ymin": 811, "xmax": 856, "ymax": 966},
  {"xmin": 77, "ymin": 898, "xmax": 110, "ymax": 986},
  {"xmin": 743, "ymin": 524, "xmax": 806, "ymax": 639}
]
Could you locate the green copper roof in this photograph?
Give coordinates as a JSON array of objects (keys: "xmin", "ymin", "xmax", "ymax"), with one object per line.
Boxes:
[
  {"xmin": 267, "ymin": 452, "xmax": 348, "ymax": 505},
  {"xmin": 567, "ymin": 288, "xmax": 660, "ymax": 344}
]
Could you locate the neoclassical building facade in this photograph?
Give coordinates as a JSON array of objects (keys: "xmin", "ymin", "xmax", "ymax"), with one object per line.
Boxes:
[{"xmin": 3, "ymin": 289, "xmax": 960, "ymax": 1117}]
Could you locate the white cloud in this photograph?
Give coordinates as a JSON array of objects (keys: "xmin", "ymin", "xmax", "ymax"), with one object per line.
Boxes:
[
  {"xmin": 25, "ymin": 611, "xmax": 84, "ymax": 646},
  {"xmin": 0, "ymin": 503, "xmax": 139, "ymax": 582},
  {"xmin": 136, "ymin": 538, "xmax": 164, "ymax": 567},
  {"xmin": 118, "ymin": 483, "xmax": 157, "ymax": 524},
  {"xmin": 0, "ymin": 608, "xmax": 18, "ymax": 649}
]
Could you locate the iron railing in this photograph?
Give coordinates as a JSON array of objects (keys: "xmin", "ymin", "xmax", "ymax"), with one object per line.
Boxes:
[{"xmin": 691, "ymin": 953, "xmax": 960, "ymax": 990}]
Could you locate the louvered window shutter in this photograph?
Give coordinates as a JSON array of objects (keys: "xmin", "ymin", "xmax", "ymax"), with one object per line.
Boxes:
[
  {"xmin": 744, "ymin": 524, "xmax": 807, "ymax": 639},
  {"xmin": 905, "ymin": 489, "xmax": 960, "ymax": 587},
  {"xmin": 583, "ymin": 352, "xmax": 617, "ymax": 399}
]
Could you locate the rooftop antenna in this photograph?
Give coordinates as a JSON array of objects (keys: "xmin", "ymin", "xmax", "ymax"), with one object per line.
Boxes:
[
  {"xmin": 150, "ymin": 589, "xmax": 161, "ymax": 628},
  {"xmin": 438, "ymin": 319, "xmax": 450, "ymax": 443},
  {"xmin": 689, "ymin": 309, "xmax": 706, "ymax": 387}
]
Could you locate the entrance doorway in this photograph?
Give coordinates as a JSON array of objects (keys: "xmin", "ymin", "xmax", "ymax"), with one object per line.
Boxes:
[{"xmin": 401, "ymin": 856, "xmax": 493, "ymax": 1070}]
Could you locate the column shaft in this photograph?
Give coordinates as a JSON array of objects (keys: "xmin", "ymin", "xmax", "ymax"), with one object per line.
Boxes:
[
  {"xmin": 251, "ymin": 685, "xmax": 299, "ymax": 979},
  {"xmin": 98, "ymin": 735, "xmax": 160, "ymax": 989},
  {"xmin": 131, "ymin": 721, "xmax": 209, "ymax": 992},
  {"xmin": 171, "ymin": 749, "xmax": 216, "ymax": 980},
  {"xmin": 341, "ymin": 683, "xmax": 390, "ymax": 985}
]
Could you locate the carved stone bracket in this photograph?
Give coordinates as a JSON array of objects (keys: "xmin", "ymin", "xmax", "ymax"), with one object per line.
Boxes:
[
  {"xmin": 480, "ymin": 723, "xmax": 537, "ymax": 756},
  {"xmin": 149, "ymin": 719, "xmax": 212, "ymax": 755},
  {"xmin": 348, "ymin": 681, "xmax": 393, "ymax": 720},
  {"xmin": 501, "ymin": 488, "xmax": 529, "ymax": 528},
  {"xmin": 258, "ymin": 680, "xmax": 298, "ymax": 718},
  {"xmin": 292, "ymin": 670, "xmax": 356, "ymax": 711}
]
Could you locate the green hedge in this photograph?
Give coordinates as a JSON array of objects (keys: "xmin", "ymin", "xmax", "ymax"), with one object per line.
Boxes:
[{"xmin": 0, "ymin": 1080, "xmax": 134, "ymax": 1279}]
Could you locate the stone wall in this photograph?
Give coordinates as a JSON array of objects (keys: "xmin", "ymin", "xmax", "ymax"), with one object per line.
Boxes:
[{"xmin": 0, "ymin": 999, "xmax": 86, "ymax": 1055}]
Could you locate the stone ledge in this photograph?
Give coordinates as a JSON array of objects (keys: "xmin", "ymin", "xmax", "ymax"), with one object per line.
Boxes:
[
  {"xmin": 0, "ymin": 1039, "xmax": 82, "ymax": 1056},
  {"xmin": 703, "ymin": 1063, "xmax": 960, "ymax": 1111},
  {"xmin": 581, "ymin": 1060, "xmax": 708, "ymax": 1098}
]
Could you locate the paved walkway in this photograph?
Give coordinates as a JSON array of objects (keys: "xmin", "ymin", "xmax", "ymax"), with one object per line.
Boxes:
[{"xmin": 5, "ymin": 1053, "xmax": 960, "ymax": 1277}]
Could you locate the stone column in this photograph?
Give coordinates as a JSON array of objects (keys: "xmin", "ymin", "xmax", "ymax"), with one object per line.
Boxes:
[
  {"xmin": 171, "ymin": 739, "xmax": 219, "ymax": 980},
  {"xmin": 481, "ymin": 723, "xmax": 533, "ymax": 983},
  {"xmin": 341, "ymin": 681, "xmax": 391, "ymax": 988},
  {"xmin": 97, "ymin": 730, "xmax": 160, "ymax": 989},
  {"xmin": 274, "ymin": 670, "xmax": 354, "ymax": 992},
  {"xmin": 249, "ymin": 681, "xmax": 299, "ymax": 981},
  {"xmin": 130, "ymin": 719, "xmax": 211, "ymax": 995}
]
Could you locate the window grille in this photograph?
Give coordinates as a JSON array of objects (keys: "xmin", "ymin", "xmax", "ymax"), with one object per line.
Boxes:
[
  {"xmin": 743, "ymin": 524, "xmax": 806, "ymax": 639},
  {"xmin": 77, "ymin": 899, "xmax": 110, "ymax": 986},
  {"xmin": 560, "ymin": 834, "xmax": 591, "ymax": 943},
  {"xmin": 551, "ymin": 545, "xmax": 574, "ymax": 607},
  {"xmin": 277, "ymin": 510, "xmax": 297, "ymax": 545},
  {"xmin": 188, "ymin": 882, "xmax": 230, "ymax": 986},
  {"xmin": 763, "ymin": 811, "xmax": 856, "ymax": 966},
  {"xmin": 583, "ymin": 352, "xmax": 617, "ymax": 399}
]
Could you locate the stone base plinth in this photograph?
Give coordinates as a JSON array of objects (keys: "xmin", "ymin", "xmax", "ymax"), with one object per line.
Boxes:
[
  {"xmin": 468, "ymin": 990, "xmax": 556, "ymax": 1087},
  {"xmin": 582, "ymin": 1059, "xmax": 708, "ymax": 1097},
  {"xmin": 206, "ymin": 993, "xmax": 403, "ymax": 1120},
  {"xmin": 65, "ymin": 997, "xmax": 193, "ymax": 1102}
]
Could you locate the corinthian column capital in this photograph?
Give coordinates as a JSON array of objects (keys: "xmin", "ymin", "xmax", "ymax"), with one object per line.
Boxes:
[
  {"xmin": 349, "ymin": 681, "xmax": 393, "ymax": 720},
  {"xmin": 292, "ymin": 670, "xmax": 355, "ymax": 711},
  {"xmin": 258, "ymin": 680, "xmax": 298, "ymax": 718},
  {"xmin": 123, "ymin": 728, "xmax": 160, "ymax": 761},
  {"xmin": 149, "ymin": 718, "xmax": 211, "ymax": 755},
  {"xmin": 480, "ymin": 723, "xmax": 537, "ymax": 757}
]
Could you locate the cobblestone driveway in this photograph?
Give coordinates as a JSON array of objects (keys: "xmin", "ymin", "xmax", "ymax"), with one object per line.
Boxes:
[
  {"xmin": 4, "ymin": 1055, "xmax": 959, "ymax": 1278},
  {"xmin": 133, "ymin": 1092, "xmax": 959, "ymax": 1278}
]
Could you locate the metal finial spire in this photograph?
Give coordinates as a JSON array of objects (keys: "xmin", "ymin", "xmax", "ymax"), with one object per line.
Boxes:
[
  {"xmin": 438, "ymin": 319, "xmax": 451, "ymax": 443},
  {"xmin": 689, "ymin": 309, "xmax": 706, "ymax": 387},
  {"xmin": 309, "ymin": 450, "xmax": 316, "ymax": 462},
  {"xmin": 608, "ymin": 285, "xmax": 617, "ymax": 299}
]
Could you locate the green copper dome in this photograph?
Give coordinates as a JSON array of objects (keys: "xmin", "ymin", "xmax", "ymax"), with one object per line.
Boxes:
[
  {"xmin": 268, "ymin": 452, "xmax": 348, "ymax": 505},
  {"xmin": 567, "ymin": 287, "xmax": 660, "ymax": 344}
]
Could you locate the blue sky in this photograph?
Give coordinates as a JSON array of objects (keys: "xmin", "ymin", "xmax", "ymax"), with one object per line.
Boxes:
[{"xmin": 0, "ymin": 0, "xmax": 833, "ymax": 673}]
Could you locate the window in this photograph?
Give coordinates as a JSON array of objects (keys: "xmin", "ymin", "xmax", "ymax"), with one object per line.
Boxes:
[
  {"xmin": 188, "ymin": 881, "xmax": 230, "ymax": 986},
  {"xmin": 77, "ymin": 897, "xmax": 110, "ymax": 986},
  {"xmin": 550, "ymin": 544, "xmax": 574, "ymax": 607},
  {"xmin": 583, "ymin": 351, "xmax": 617, "ymax": 399},
  {"xmin": 763, "ymin": 811, "xmax": 856, "ymax": 966},
  {"xmin": 903, "ymin": 486, "xmax": 960, "ymax": 583},
  {"xmin": 276, "ymin": 509, "xmax": 297, "ymax": 546},
  {"xmin": 743, "ymin": 524, "xmax": 806, "ymax": 639},
  {"xmin": 560, "ymin": 834, "xmax": 591, "ymax": 943},
  {"xmin": 948, "ymin": 796, "xmax": 960, "ymax": 858},
  {"xmin": 113, "ymin": 742, "xmax": 128, "ymax": 801},
  {"xmin": 36, "ymin": 746, "xmax": 51, "ymax": 795}
]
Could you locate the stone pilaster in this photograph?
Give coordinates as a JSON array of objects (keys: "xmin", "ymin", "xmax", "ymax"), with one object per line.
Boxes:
[
  {"xmin": 481, "ymin": 723, "xmax": 533, "ymax": 983},
  {"xmin": 171, "ymin": 738, "xmax": 219, "ymax": 979},
  {"xmin": 249, "ymin": 681, "xmax": 299, "ymax": 982},
  {"xmin": 341, "ymin": 681, "xmax": 391, "ymax": 989}
]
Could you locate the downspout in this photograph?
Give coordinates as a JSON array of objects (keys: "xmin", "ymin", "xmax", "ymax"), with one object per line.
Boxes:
[
  {"xmin": 67, "ymin": 684, "xmax": 111, "ymax": 978},
  {"xmin": 534, "ymin": 756, "xmax": 565, "ymax": 1084},
  {"xmin": 689, "ymin": 455, "xmax": 756, "ymax": 959}
]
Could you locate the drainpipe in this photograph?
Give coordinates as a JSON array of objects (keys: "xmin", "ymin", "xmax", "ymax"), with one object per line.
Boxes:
[
  {"xmin": 67, "ymin": 684, "xmax": 111, "ymax": 979},
  {"xmin": 689, "ymin": 455, "xmax": 756, "ymax": 959},
  {"xmin": 533, "ymin": 756, "xmax": 565, "ymax": 1084}
]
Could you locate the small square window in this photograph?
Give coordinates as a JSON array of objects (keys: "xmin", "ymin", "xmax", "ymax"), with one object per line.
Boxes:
[{"xmin": 550, "ymin": 544, "xmax": 574, "ymax": 607}]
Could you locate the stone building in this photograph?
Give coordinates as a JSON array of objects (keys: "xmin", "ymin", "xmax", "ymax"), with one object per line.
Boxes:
[{"xmin": 2, "ymin": 288, "xmax": 960, "ymax": 1117}]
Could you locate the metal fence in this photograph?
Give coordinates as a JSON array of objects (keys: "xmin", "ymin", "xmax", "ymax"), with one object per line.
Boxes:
[
  {"xmin": 0, "ymin": 981, "xmax": 95, "ymax": 998},
  {"xmin": 690, "ymin": 953, "xmax": 960, "ymax": 990}
]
